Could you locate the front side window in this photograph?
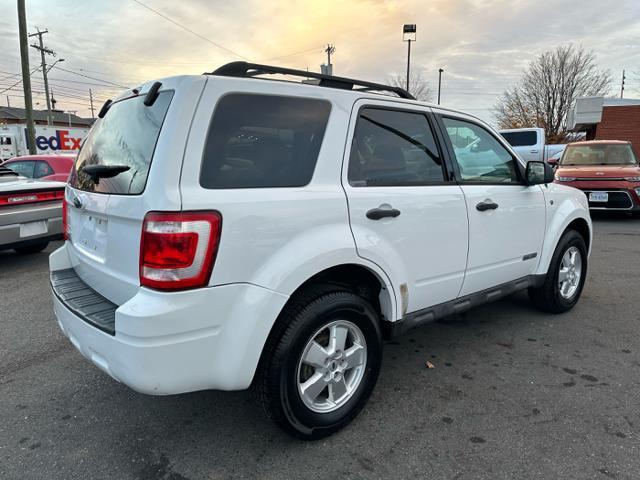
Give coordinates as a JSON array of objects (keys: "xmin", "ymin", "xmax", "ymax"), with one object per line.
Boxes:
[
  {"xmin": 443, "ymin": 117, "xmax": 520, "ymax": 183},
  {"xmin": 7, "ymin": 161, "xmax": 34, "ymax": 178},
  {"xmin": 34, "ymin": 161, "xmax": 54, "ymax": 178},
  {"xmin": 348, "ymin": 108, "xmax": 444, "ymax": 187},
  {"xmin": 560, "ymin": 144, "xmax": 638, "ymax": 166},
  {"xmin": 200, "ymin": 94, "xmax": 331, "ymax": 189}
]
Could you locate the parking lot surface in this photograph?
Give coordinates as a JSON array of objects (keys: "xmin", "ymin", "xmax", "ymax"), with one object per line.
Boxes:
[{"xmin": 1, "ymin": 214, "xmax": 639, "ymax": 480}]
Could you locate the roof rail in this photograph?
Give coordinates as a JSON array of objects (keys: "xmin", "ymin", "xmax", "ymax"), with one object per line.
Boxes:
[{"xmin": 206, "ymin": 61, "xmax": 415, "ymax": 100}]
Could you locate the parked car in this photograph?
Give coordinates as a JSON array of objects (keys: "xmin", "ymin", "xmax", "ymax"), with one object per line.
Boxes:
[
  {"xmin": 0, "ymin": 165, "xmax": 65, "ymax": 254},
  {"xmin": 554, "ymin": 140, "xmax": 640, "ymax": 213},
  {"xmin": 2, "ymin": 154, "xmax": 75, "ymax": 182},
  {"xmin": 50, "ymin": 62, "xmax": 592, "ymax": 439},
  {"xmin": 500, "ymin": 127, "xmax": 565, "ymax": 163}
]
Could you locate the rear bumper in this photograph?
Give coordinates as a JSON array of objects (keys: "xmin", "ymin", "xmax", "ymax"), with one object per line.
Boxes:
[
  {"xmin": 50, "ymin": 244, "xmax": 289, "ymax": 394},
  {"xmin": 0, "ymin": 202, "xmax": 62, "ymax": 249}
]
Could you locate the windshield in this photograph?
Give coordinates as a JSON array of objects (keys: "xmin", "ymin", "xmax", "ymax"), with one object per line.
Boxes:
[
  {"xmin": 560, "ymin": 144, "xmax": 637, "ymax": 166},
  {"xmin": 69, "ymin": 90, "xmax": 173, "ymax": 194}
]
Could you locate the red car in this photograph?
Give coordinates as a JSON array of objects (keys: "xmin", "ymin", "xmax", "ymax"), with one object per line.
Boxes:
[
  {"xmin": 552, "ymin": 140, "xmax": 640, "ymax": 214},
  {"xmin": 1, "ymin": 154, "xmax": 75, "ymax": 182}
]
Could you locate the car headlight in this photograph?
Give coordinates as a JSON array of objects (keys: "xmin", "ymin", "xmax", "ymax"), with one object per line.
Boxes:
[
  {"xmin": 624, "ymin": 176, "xmax": 640, "ymax": 181},
  {"xmin": 555, "ymin": 175, "xmax": 576, "ymax": 182}
]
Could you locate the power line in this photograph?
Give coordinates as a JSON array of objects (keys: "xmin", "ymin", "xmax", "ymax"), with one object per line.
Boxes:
[
  {"xmin": 0, "ymin": 66, "xmax": 40, "ymax": 95},
  {"xmin": 131, "ymin": 0, "xmax": 248, "ymax": 60},
  {"xmin": 52, "ymin": 65, "xmax": 129, "ymax": 88}
]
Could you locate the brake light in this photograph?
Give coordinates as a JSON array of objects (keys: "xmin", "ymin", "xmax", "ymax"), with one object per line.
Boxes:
[
  {"xmin": 140, "ymin": 211, "xmax": 222, "ymax": 290},
  {"xmin": 62, "ymin": 198, "xmax": 69, "ymax": 240},
  {"xmin": 0, "ymin": 189, "xmax": 64, "ymax": 206}
]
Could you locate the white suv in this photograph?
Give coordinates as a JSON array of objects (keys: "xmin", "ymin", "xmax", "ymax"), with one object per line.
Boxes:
[{"xmin": 50, "ymin": 62, "xmax": 592, "ymax": 439}]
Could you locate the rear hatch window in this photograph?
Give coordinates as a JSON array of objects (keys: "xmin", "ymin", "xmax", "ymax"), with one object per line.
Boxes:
[
  {"xmin": 69, "ymin": 91, "xmax": 173, "ymax": 194},
  {"xmin": 200, "ymin": 94, "xmax": 331, "ymax": 189},
  {"xmin": 501, "ymin": 131, "xmax": 537, "ymax": 147}
]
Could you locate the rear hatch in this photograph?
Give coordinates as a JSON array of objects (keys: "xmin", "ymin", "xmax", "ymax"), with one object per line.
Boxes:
[{"xmin": 64, "ymin": 76, "xmax": 207, "ymax": 305}]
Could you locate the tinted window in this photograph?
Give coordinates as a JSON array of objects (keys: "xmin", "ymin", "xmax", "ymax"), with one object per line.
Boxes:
[
  {"xmin": 7, "ymin": 161, "xmax": 34, "ymax": 177},
  {"xmin": 69, "ymin": 91, "xmax": 173, "ymax": 194},
  {"xmin": 1, "ymin": 137, "xmax": 12, "ymax": 145},
  {"xmin": 200, "ymin": 94, "xmax": 331, "ymax": 189},
  {"xmin": 501, "ymin": 130, "xmax": 538, "ymax": 147},
  {"xmin": 348, "ymin": 108, "xmax": 444, "ymax": 187},
  {"xmin": 34, "ymin": 161, "xmax": 54, "ymax": 178},
  {"xmin": 443, "ymin": 117, "xmax": 520, "ymax": 183}
]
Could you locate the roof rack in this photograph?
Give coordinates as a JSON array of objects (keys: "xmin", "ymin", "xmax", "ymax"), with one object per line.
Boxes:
[{"xmin": 207, "ymin": 61, "xmax": 415, "ymax": 100}]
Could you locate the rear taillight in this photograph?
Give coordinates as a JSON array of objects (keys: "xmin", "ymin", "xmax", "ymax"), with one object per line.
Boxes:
[
  {"xmin": 62, "ymin": 198, "xmax": 69, "ymax": 240},
  {"xmin": 0, "ymin": 189, "xmax": 64, "ymax": 206},
  {"xmin": 140, "ymin": 211, "xmax": 222, "ymax": 291}
]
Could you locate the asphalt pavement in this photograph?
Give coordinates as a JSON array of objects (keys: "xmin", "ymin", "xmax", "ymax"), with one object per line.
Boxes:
[{"xmin": 1, "ymin": 214, "xmax": 639, "ymax": 480}]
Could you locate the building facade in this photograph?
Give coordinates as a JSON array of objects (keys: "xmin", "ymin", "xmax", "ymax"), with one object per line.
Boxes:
[
  {"xmin": 568, "ymin": 97, "xmax": 640, "ymax": 157},
  {"xmin": 0, "ymin": 106, "xmax": 93, "ymax": 128}
]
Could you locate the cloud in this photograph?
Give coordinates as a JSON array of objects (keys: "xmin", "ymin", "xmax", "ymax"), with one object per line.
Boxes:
[{"xmin": 1, "ymin": 0, "xmax": 639, "ymax": 122}]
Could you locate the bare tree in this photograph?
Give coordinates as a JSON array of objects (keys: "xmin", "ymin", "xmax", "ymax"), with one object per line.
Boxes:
[
  {"xmin": 494, "ymin": 45, "xmax": 611, "ymax": 143},
  {"xmin": 388, "ymin": 71, "xmax": 433, "ymax": 102}
]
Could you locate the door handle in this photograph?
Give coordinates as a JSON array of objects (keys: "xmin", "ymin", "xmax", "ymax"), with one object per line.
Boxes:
[
  {"xmin": 366, "ymin": 207, "xmax": 401, "ymax": 220},
  {"xmin": 530, "ymin": 149, "xmax": 539, "ymax": 153},
  {"xmin": 476, "ymin": 200, "xmax": 499, "ymax": 212}
]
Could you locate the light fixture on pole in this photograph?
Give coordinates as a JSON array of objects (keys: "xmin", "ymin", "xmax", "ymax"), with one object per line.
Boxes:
[
  {"xmin": 402, "ymin": 24, "xmax": 416, "ymax": 93},
  {"xmin": 438, "ymin": 68, "xmax": 444, "ymax": 105}
]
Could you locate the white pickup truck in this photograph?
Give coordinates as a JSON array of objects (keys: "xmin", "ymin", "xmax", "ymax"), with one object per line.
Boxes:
[{"xmin": 500, "ymin": 127, "xmax": 565, "ymax": 164}]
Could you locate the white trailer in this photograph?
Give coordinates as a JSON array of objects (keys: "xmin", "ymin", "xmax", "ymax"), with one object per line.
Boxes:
[{"xmin": 0, "ymin": 124, "xmax": 89, "ymax": 162}]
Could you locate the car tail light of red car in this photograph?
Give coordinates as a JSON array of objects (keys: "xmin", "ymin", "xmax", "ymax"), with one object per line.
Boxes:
[
  {"xmin": 0, "ymin": 189, "xmax": 65, "ymax": 207},
  {"xmin": 139, "ymin": 211, "xmax": 222, "ymax": 291}
]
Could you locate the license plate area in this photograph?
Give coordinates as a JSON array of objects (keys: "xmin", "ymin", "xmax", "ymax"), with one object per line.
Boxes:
[
  {"xmin": 20, "ymin": 220, "xmax": 47, "ymax": 238},
  {"xmin": 74, "ymin": 213, "xmax": 109, "ymax": 260},
  {"xmin": 589, "ymin": 192, "xmax": 609, "ymax": 202}
]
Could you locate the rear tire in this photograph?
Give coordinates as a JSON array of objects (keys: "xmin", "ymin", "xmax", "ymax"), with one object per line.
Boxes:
[
  {"xmin": 255, "ymin": 286, "xmax": 383, "ymax": 440},
  {"xmin": 529, "ymin": 230, "xmax": 587, "ymax": 313},
  {"xmin": 14, "ymin": 241, "xmax": 49, "ymax": 255}
]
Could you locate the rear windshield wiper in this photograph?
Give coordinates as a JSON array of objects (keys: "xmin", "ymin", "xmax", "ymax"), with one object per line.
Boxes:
[{"xmin": 82, "ymin": 164, "xmax": 130, "ymax": 181}]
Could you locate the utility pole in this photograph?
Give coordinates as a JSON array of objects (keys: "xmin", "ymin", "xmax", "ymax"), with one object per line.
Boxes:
[
  {"xmin": 17, "ymin": 0, "xmax": 36, "ymax": 154},
  {"xmin": 29, "ymin": 27, "xmax": 56, "ymax": 125},
  {"xmin": 621, "ymin": 69, "xmax": 626, "ymax": 98},
  {"xmin": 89, "ymin": 89, "xmax": 95, "ymax": 118},
  {"xmin": 323, "ymin": 44, "xmax": 335, "ymax": 75},
  {"xmin": 437, "ymin": 68, "xmax": 444, "ymax": 105},
  {"xmin": 6, "ymin": 96, "xmax": 9, "ymax": 107}
]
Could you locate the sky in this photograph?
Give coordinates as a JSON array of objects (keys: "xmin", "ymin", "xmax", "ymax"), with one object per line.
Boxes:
[{"xmin": 1, "ymin": 0, "xmax": 639, "ymax": 124}]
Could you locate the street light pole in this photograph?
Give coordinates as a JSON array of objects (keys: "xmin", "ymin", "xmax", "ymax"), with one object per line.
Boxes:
[
  {"xmin": 438, "ymin": 68, "xmax": 444, "ymax": 105},
  {"xmin": 402, "ymin": 24, "xmax": 416, "ymax": 94}
]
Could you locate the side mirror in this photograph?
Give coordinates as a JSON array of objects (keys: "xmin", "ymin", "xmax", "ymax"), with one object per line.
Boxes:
[
  {"xmin": 526, "ymin": 161, "xmax": 554, "ymax": 185},
  {"xmin": 547, "ymin": 157, "xmax": 559, "ymax": 167}
]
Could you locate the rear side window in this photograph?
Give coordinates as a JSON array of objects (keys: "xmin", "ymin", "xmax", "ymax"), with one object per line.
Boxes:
[
  {"xmin": 200, "ymin": 94, "xmax": 331, "ymax": 189},
  {"xmin": 34, "ymin": 161, "xmax": 54, "ymax": 178},
  {"xmin": 348, "ymin": 108, "xmax": 444, "ymax": 187},
  {"xmin": 501, "ymin": 131, "xmax": 537, "ymax": 147},
  {"xmin": 69, "ymin": 90, "xmax": 173, "ymax": 194}
]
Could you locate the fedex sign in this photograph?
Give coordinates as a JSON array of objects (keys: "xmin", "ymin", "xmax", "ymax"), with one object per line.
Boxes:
[{"xmin": 25, "ymin": 129, "xmax": 84, "ymax": 152}]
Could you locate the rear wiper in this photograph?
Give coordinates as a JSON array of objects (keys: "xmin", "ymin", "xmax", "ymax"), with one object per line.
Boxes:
[{"xmin": 82, "ymin": 164, "xmax": 130, "ymax": 181}]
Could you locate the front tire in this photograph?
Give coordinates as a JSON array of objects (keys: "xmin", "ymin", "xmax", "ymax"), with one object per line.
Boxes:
[
  {"xmin": 529, "ymin": 230, "xmax": 587, "ymax": 313},
  {"xmin": 256, "ymin": 287, "xmax": 383, "ymax": 440}
]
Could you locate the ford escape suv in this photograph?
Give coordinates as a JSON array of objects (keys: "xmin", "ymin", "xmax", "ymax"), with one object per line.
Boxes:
[{"xmin": 50, "ymin": 62, "xmax": 592, "ymax": 439}]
